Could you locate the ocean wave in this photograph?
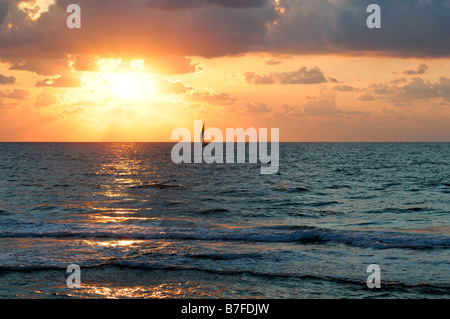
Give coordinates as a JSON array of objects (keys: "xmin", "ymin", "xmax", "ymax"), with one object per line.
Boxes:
[
  {"xmin": 0, "ymin": 261, "xmax": 448, "ymax": 296},
  {"xmin": 186, "ymin": 252, "xmax": 263, "ymax": 260},
  {"xmin": 0, "ymin": 219, "xmax": 448, "ymax": 250},
  {"xmin": 128, "ymin": 182, "xmax": 182, "ymax": 190}
]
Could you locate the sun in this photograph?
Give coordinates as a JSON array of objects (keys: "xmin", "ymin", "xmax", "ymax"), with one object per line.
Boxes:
[
  {"xmin": 111, "ymin": 76, "xmax": 137, "ymax": 99},
  {"xmin": 108, "ymin": 73, "xmax": 155, "ymax": 100}
]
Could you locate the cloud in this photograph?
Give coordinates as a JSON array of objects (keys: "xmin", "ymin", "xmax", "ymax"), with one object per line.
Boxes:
[
  {"xmin": 358, "ymin": 92, "xmax": 375, "ymax": 101},
  {"xmin": 0, "ymin": 1, "xmax": 8, "ymax": 25},
  {"xmin": 0, "ymin": 0, "xmax": 279, "ymax": 82},
  {"xmin": 404, "ymin": 64, "xmax": 429, "ymax": 75},
  {"xmin": 278, "ymin": 93, "xmax": 364, "ymax": 118},
  {"xmin": 303, "ymin": 97, "xmax": 364, "ymax": 117},
  {"xmin": 34, "ymin": 88, "xmax": 66, "ymax": 107},
  {"xmin": 264, "ymin": 59, "xmax": 282, "ymax": 66},
  {"xmin": 0, "ymin": 88, "xmax": 28, "ymax": 99},
  {"xmin": 369, "ymin": 82, "xmax": 399, "ymax": 95},
  {"xmin": 242, "ymin": 102, "xmax": 272, "ymax": 114},
  {"xmin": 144, "ymin": 0, "xmax": 269, "ymax": 10},
  {"xmin": 153, "ymin": 79, "xmax": 192, "ymax": 94},
  {"xmin": 361, "ymin": 76, "xmax": 450, "ymax": 103},
  {"xmin": 267, "ymin": 0, "xmax": 450, "ymax": 57},
  {"xmin": 60, "ymin": 106, "xmax": 86, "ymax": 115},
  {"xmin": 399, "ymin": 77, "xmax": 442, "ymax": 100},
  {"xmin": 8, "ymin": 57, "xmax": 72, "ymax": 76},
  {"xmin": 333, "ymin": 84, "xmax": 355, "ymax": 92},
  {"xmin": 35, "ymin": 74, "xmax": 82, "ymax": 87},
  {"xmin": 302, "ymin": 96, "xmax": 355, "ymax": 117},
  {"xmin": 71, "ymin": 55, "xmax": 99, "ymax": 72},
  {"xmin": 34, "ymin": 92, "xmax": 58, "ymax": 107},
  {"xmin": 0, "ymin": 0, "xmax": 448, "ymax": 88},
  {"xmin": 245, "ymin": 67, "xmax": 327, "ymax": 85},
  {"xmin": 0, "ymin": 73, "xmax": 15, "ymax": 84},
  {"xmin": 303, "ymin": 98, "xmax": 336, "ymax": 116},
  {"xmin": 0, "ymin": 0, "xmax": 278, "ymax": 61},
  {"xmin": 389, "ymin": 78, "xmax": 407, "ymax": 85},
  {"xmin": 184, "ymin": 91, "xmax": 236, "ymax": 105},
  {"xmin": 264, "ymin": 54, "xmax": 293, "ymax": 66},
  {"xmin": 328, "ymin": 77, "xmax": 340, "ymax": 83},
  {"xmin": 437, "ymin": 77, "xmax": 450, "ymax": 102},
  {"xmin": 145, "ymin": 56, "xmax": 201, "ymax": 75}
]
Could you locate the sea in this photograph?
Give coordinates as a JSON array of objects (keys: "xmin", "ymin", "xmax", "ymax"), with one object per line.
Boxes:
[{"xmin": 0, "ymin": 142, "xmax": 448, "ymax": 299}]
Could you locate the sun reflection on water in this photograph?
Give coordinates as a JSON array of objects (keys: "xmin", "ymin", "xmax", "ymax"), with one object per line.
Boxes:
[
  {"xmin": 93, "ymin": 239, "xmax": 142, "ymax": 247},
  {"xmin": 89, "ymin": 213, "xmax": 151, "ymax": 223},
  {"xmin": 66, "ymin": 283, "xmax": 199, "ymax": 299}
]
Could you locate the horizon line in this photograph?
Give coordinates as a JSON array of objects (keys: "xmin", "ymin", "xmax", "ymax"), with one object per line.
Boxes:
[{"xmin": 0, "ymin": 141, "xmax": 449, "ymax": 143}]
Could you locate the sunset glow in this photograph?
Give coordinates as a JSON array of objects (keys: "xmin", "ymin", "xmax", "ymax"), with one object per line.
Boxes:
[{"xmin": 0, "ymin": 0, "xmax": 449, "ymax": 141}]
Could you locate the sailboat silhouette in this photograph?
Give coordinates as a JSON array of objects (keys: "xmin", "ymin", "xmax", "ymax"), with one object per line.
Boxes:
[{"xmin": 200, "ymin": 122, "xmax": 210, "ymax": 147}]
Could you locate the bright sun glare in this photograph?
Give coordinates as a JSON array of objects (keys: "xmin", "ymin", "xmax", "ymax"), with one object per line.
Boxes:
[{"xmin": 108, "ymin": 73, "xmax": 155, "ymax": 100}]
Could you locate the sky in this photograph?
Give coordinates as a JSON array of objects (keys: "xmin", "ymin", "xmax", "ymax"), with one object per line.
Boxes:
[{"xmin": 0, "ymin": 0, "xmax": 449, "ymax": 142}]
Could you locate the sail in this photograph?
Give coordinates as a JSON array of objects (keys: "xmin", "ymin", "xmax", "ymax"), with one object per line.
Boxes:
[{"xmin": 200, "ymin": 123, "xmax": 205, "ymax": 144}]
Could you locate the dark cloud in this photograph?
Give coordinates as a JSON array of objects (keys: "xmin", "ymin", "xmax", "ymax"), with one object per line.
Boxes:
[
  {"xmin": 0, "ymin": 1, "xmax": 8, "ymax": 25},
  {"xmin": 0, "ymin": 0, "xmax": 278, "ymax": 62},
  {"xmin": 404, "ymin": 64, "xmax": 429, "ymax": 75},
  {"xmin": 145, "ymin": 0, "xmax": 268, "ymax": 10},
  {"xmin": 9, "ymin": 57, "xmax": 71, "ymax": 76},
  {"xmin": 269, "ymin": 0, "xmax": 450, "ymax": 57},
  {"xmin": 0, "ymin": 73, "xmax": 15, "ymax": 84},
  {"xmin": 245, "ymin": 67, "xmax": 327, "ymax": 85},
  {"xmin": 0, "ymin": 0, "xmax": 449, "ymax": 85}
]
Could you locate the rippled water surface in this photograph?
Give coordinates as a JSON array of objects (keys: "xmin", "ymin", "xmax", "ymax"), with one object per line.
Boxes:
[{"xmin": 0, "ymin": 143, "xmax": 449, "ymax": 298}]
